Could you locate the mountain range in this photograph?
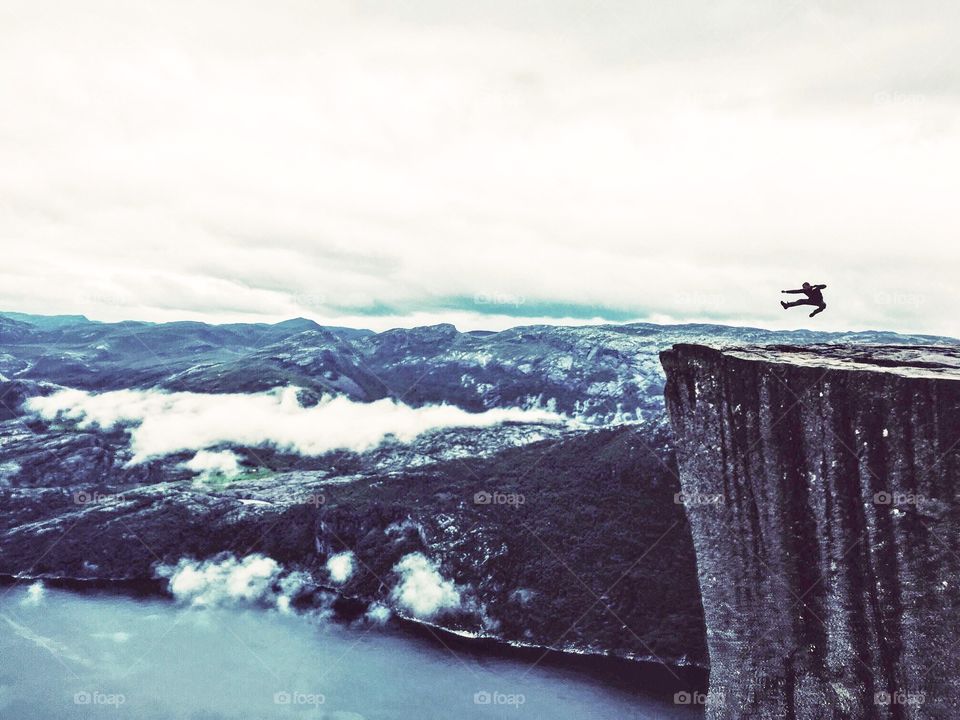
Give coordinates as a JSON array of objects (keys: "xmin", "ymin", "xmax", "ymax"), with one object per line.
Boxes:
[{"xmin": 0, "ymin": 311, "xmax": 956, "ymax": 671}]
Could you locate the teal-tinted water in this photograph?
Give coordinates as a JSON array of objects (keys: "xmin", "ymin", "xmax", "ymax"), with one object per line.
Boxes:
[{"xmin": 0, "ymin": 585, "xmax": 700, "ymax": 719}]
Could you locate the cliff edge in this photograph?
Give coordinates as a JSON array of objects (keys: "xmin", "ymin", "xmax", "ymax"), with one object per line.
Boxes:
[{"xmin": 661, "ymin": 344, "xmax": 960, "ymax": 719}]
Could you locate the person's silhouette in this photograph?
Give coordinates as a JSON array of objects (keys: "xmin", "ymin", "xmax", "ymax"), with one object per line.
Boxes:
[{"xmin": 781, "ymin": 282, "xmax": 827, "ymax": 317}]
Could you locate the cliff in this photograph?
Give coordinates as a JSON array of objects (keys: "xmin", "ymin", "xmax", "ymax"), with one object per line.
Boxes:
[{"xmin": 661, "ymin": 344, "xmax": 960, "ymax": 719}]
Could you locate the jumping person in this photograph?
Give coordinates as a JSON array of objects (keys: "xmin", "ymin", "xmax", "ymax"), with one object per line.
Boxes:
[{"xmin": 781, "ymin": 282, "xmax": 827, "ymax": 317}]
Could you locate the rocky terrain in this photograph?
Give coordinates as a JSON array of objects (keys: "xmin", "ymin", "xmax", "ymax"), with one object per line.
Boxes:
[
  {"xmin": 1, "ymin": 312, "xmax": 958, "ymax": 675},
  {"xmin": 3, "ymin": 312, "xmax": 955, "ymax": 424},
  {"xmin": 662, "ymin": 344, "xmax": 960, "ymax": 719}
]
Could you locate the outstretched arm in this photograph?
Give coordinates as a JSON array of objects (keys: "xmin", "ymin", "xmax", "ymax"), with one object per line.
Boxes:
[
  {"xmin": 782, "ymin": 288, "xmax": 804, "ymax": 294},
  {"xmin": 813, "ymin": 284, "xmax": 827, "ymax": 289}
]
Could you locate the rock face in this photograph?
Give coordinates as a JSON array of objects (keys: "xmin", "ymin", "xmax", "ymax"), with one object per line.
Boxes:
[{"xmin": 661, "ymin": 344, "xmax": 960, "ymax": 720}]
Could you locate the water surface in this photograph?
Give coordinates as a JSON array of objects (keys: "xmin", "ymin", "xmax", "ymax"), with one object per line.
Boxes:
[{"xmin": 0, "ymin": 585, "xmax": 701, "ymax": 719}]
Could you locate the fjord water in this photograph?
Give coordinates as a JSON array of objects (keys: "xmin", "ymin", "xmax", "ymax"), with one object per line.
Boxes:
[{"xmin": 0, "ymin": 586, "xmax": 699, "ymax": 719}]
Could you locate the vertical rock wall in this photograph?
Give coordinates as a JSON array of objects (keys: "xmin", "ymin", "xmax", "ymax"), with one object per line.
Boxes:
[{"xmin": 661, "ymin": 344, "xmax": 960, "ymax": 719}]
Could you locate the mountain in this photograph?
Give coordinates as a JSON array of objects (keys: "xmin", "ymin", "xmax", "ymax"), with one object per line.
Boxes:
[
  {"xmin": 3, "ymin": 312, "xmax": 955, "ymax": 422},
  {"xmin": 1, "ymin": 311, "xmax": 958, "ymax": 672},
  {"xmin": 0, "ymin": 424, "xmax": 707, "ymax": 666}
]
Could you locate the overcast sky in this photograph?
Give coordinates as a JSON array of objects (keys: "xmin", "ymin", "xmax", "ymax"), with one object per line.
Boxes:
[{"xmin": 2, "ymin": 0, "xmax": 957, "ymax": 335}]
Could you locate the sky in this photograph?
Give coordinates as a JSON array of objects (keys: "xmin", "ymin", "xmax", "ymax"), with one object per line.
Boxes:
[{"xmin": 1, "ymin": 0, "xmax": 958, "ymax": 336}]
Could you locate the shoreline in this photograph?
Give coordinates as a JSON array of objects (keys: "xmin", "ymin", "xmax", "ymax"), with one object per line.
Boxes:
[{"xmin": 0, "ymin": 572, "xmax": 709, "ymax": 700}]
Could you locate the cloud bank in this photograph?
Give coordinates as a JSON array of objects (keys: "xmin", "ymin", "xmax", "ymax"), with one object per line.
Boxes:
[
  {"xmin": 1, "ymin": 0, "xmax": 957, "ymax": 335},
  {"xmin": 158, "ymin": 554, "xmax": 283, "ymax": 607},
  {"xmin": 155, "ymin": 553, "xmax": 311, "ymax": 612},
  {"xmin": 390, "ymin": 553, "xmax": 462, "ymax": 619},
  {"xmin": 26, "ymin": 386, "xmax": 564, "ymax": 464}
]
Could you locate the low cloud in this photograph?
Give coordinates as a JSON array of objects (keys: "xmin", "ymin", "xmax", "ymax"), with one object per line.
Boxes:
[
  {"xmin": 390, "ymin": 553, "xmax": 461, "ymax": 619},
  {"xmin": 365, "ymin": 603, "xmax": 392, "ymax": 625},
  {"xmin": 326, "ymin": 552, "xmax": 355, "ymax": 585},
  {"xmin": 182, "ymin": 450, "xmax": 242, "ymax": 480},
  {"xmin": 20, "ymin": 581, "xmax": 45, "ymax": 608},
  {"xmin": 156, "ymin": 552, "xmax": 465, "ymax": 623},
  {"xmin": 155, "ymin": 553, "xmax": 310, "ymax": 612},
  {"xmin": 26, "ymin": 386, "xmax": 565, "ymax": 464}
]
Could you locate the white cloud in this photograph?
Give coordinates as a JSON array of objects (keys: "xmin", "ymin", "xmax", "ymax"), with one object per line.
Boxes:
[
  {"xmin": 159, "ymin": 554, "xmax": 281, "ymax": 607},
  {"xmin": 155, "ymin": 553, "xmax": 311, "ymax": 611},
  {"xmin": 365, "ymin": 603, "xmax": 392, "ymax": 625},
  {"xmin": 390, "ymin": 552, "xmax": 461, "ymax": 619},
  {"xmin": 326, "ymin": 552, "xmax": 355, "ymax": 585},
  {"xmin": 182, "ymin": 449, "xmax": 242, "ymax": 480},
  {"xmin": 0, "ymin": 0, "xmax": 957, "ymax": 335},
  {"xmin": 26, "ymin": 386, "xmax": 565, "ymax": 463},
  {"xmin": 20, "ymin": 581, "xmax": 45, "ymax": 608}
]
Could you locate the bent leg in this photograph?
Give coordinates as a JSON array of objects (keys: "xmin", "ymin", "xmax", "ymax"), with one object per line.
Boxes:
[{"xmin": 809, "ymin": 303, "xmax": 826, "ymax": 317}]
